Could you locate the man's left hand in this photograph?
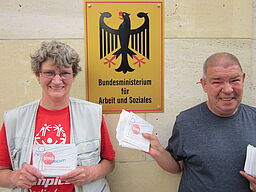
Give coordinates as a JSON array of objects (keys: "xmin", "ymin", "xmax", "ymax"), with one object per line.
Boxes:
[{"xmin": 240, "ymin": 171, "xmax": 256, "ymax": 191}]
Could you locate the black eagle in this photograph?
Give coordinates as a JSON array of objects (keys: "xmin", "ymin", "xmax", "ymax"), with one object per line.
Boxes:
[{"xmin": 100, "ymin": 11, "xmax": 149, "ymax": 74}]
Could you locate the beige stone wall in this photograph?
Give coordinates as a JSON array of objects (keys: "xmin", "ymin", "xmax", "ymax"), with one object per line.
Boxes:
[{"xmin": 0, "ymin": 0, "xmax": 254, "ymax": 192}]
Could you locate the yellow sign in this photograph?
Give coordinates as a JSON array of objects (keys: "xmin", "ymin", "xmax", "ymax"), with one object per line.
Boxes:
[{"xmin": 85, "ymin": 1, "xmax": 164, "ymax": 113}]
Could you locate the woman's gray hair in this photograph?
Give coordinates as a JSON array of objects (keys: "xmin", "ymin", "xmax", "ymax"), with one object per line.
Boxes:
[{"xmin": 31, "ymin": 40, "xmax": 81, "ymax": 76}]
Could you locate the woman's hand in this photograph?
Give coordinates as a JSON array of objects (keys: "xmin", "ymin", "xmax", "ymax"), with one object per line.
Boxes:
[
  {"xmin": 10, "ymin": 163, "xmax": 43, "ymax": 189},
  {"xmin": 60, "ymin": 166, "xmax": 97, "ymax": 186},
  {"xmin": 60, "ymin": 159, "xmax": 115, "ymax": 186}
]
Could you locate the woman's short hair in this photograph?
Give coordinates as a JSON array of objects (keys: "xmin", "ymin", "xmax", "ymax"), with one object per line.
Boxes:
[{"xmin": 31, "ymin": 40, "xmax": 81, "ymax": 76}]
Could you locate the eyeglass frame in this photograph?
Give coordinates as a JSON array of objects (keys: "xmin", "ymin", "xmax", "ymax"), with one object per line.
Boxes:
[{"xmin": 39, "ymin": 70, "xmax": 74, "ymax": 80}]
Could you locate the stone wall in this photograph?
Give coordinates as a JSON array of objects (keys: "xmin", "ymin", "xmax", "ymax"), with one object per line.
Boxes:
[{"xmin": 0, "ymin": 0, "xmax": 254, "ymax": 191}]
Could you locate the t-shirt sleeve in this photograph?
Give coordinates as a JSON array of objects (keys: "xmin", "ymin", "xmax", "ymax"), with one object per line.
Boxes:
[
  {"xmin": 166, "ymin": 120, "xmax": 185, "ymax": 161},
  {"xmin": 100, "ymin": 116, "xmax": 115, "ymax": 160},
  {"xmin": 0, "ymin": 124, "xmax": 12, "ymax": 167}
]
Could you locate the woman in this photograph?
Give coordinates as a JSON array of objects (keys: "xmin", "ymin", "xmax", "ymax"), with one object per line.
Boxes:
[{"xmin": 0, "ymin": 41, "xmax": 115, "ymax": 192}]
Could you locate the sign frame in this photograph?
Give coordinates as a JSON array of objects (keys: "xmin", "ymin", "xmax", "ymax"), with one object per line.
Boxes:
[{"xmin": 85, "ymin": 1, "xmax": 164, "ymax": 113}]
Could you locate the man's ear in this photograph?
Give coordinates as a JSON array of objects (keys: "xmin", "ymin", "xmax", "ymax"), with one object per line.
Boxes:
[
  {"xmin": 242, "ymin": 72, "xmax": 246, "ymax": 83},
  {"xmin": 200, "ymin": 78, "xmax": 207, "ymax": 93}
]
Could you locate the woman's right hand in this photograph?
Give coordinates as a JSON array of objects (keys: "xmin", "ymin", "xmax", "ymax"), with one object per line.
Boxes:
[{"xmin": 10, "ymin": 163, "xmax": 43, "ymax": 189}]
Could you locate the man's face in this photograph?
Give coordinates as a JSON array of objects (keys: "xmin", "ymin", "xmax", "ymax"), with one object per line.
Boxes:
[{"xmin": 200, "ymin": 64, "xmax": 245, "ymax": 117}]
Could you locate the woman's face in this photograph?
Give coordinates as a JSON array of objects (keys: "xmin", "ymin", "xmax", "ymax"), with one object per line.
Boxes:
[{"xmin": 36, "ymin": 59, "xmax": 75, "ymax": 102}]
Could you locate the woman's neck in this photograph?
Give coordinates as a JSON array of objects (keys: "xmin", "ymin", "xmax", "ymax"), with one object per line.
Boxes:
[{"xmin": 39, "ymin": 96, "xmax": 70, "ymax": 110}]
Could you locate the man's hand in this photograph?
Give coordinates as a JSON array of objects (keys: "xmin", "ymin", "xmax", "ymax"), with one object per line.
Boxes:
[
  {"xmin": 10, "ymin": 163, "xmax": 43, "ymax": 189},
  {"xmin": 142, "ymin": 133, "xmax": 165, "ymax": 158},
  {"xmin": 240, "ymin": 171, "xmax": 256, "ymax": 191},
  {"xmin": 142, "ymin": 133, "xmax": 182, "ymax": 173}
]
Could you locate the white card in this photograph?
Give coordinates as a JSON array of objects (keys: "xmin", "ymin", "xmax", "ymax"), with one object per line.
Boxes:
[
  {"xmin": 33, "ymin": 144, "xmax": 77, "ymax": 177},
  {"xmin": 116, "ymin": 109, "xmax": 153, "ymax": 152},
  {"xmin": 244, "ymin": 144, "xmax": 256, "ymax": 177}
]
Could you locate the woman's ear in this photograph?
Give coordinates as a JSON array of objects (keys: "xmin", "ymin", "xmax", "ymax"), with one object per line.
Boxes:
[{"xmin": 36, "ymin": 75, "xmax": 40, "ymax": 83}]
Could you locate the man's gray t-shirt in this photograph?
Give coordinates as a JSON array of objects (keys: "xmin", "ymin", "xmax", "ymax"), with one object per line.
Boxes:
[{"xmin": 166, "ymin": 102, "xmax": 256, "ymax": 192}]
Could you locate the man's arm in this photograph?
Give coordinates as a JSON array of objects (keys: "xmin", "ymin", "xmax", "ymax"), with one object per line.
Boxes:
[
  {"xmin": 60, "ymin": 159, "xmax": 115, "ymax": 186},
  {"xmin": 142, "ymin": 133, "xmax": 182, "ymax": 173}
]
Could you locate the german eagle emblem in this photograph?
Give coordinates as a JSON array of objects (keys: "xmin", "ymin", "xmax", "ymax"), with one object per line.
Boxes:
[{"xmin": 100, "ymin": 11, "xmax": 150, "ymax": 74}]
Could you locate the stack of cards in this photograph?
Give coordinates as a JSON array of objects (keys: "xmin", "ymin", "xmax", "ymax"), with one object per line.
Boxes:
[
  {"xmin": 116, "ymin": 110, "xmax": 154, "ymax": 152},
  {"xmin": 244, "ymin": 144, "xmax": 256, "ymax": 177},
  {"xmin": 33, "ymin": 144, "xmax": 77, "ymax": 177}
]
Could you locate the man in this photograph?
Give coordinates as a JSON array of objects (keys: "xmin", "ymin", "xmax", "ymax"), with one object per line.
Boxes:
[{"xmin": 143, "ymin": 52, "xmax": 256, "ymax": 192}]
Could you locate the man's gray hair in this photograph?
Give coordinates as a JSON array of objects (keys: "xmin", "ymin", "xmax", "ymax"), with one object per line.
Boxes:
[{"xmin": 202, "ymin": 52, "xmax": 242, "ymax": 78}]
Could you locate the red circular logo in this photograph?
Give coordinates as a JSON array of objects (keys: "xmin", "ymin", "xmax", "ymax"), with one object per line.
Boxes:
[
  {"xmin": 132, "ymin": 124, "xmax": 140, "ymax": 135},
  {"xmin": 42, "ymin": 152, "xmax": 55, "ymax": 165}
]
